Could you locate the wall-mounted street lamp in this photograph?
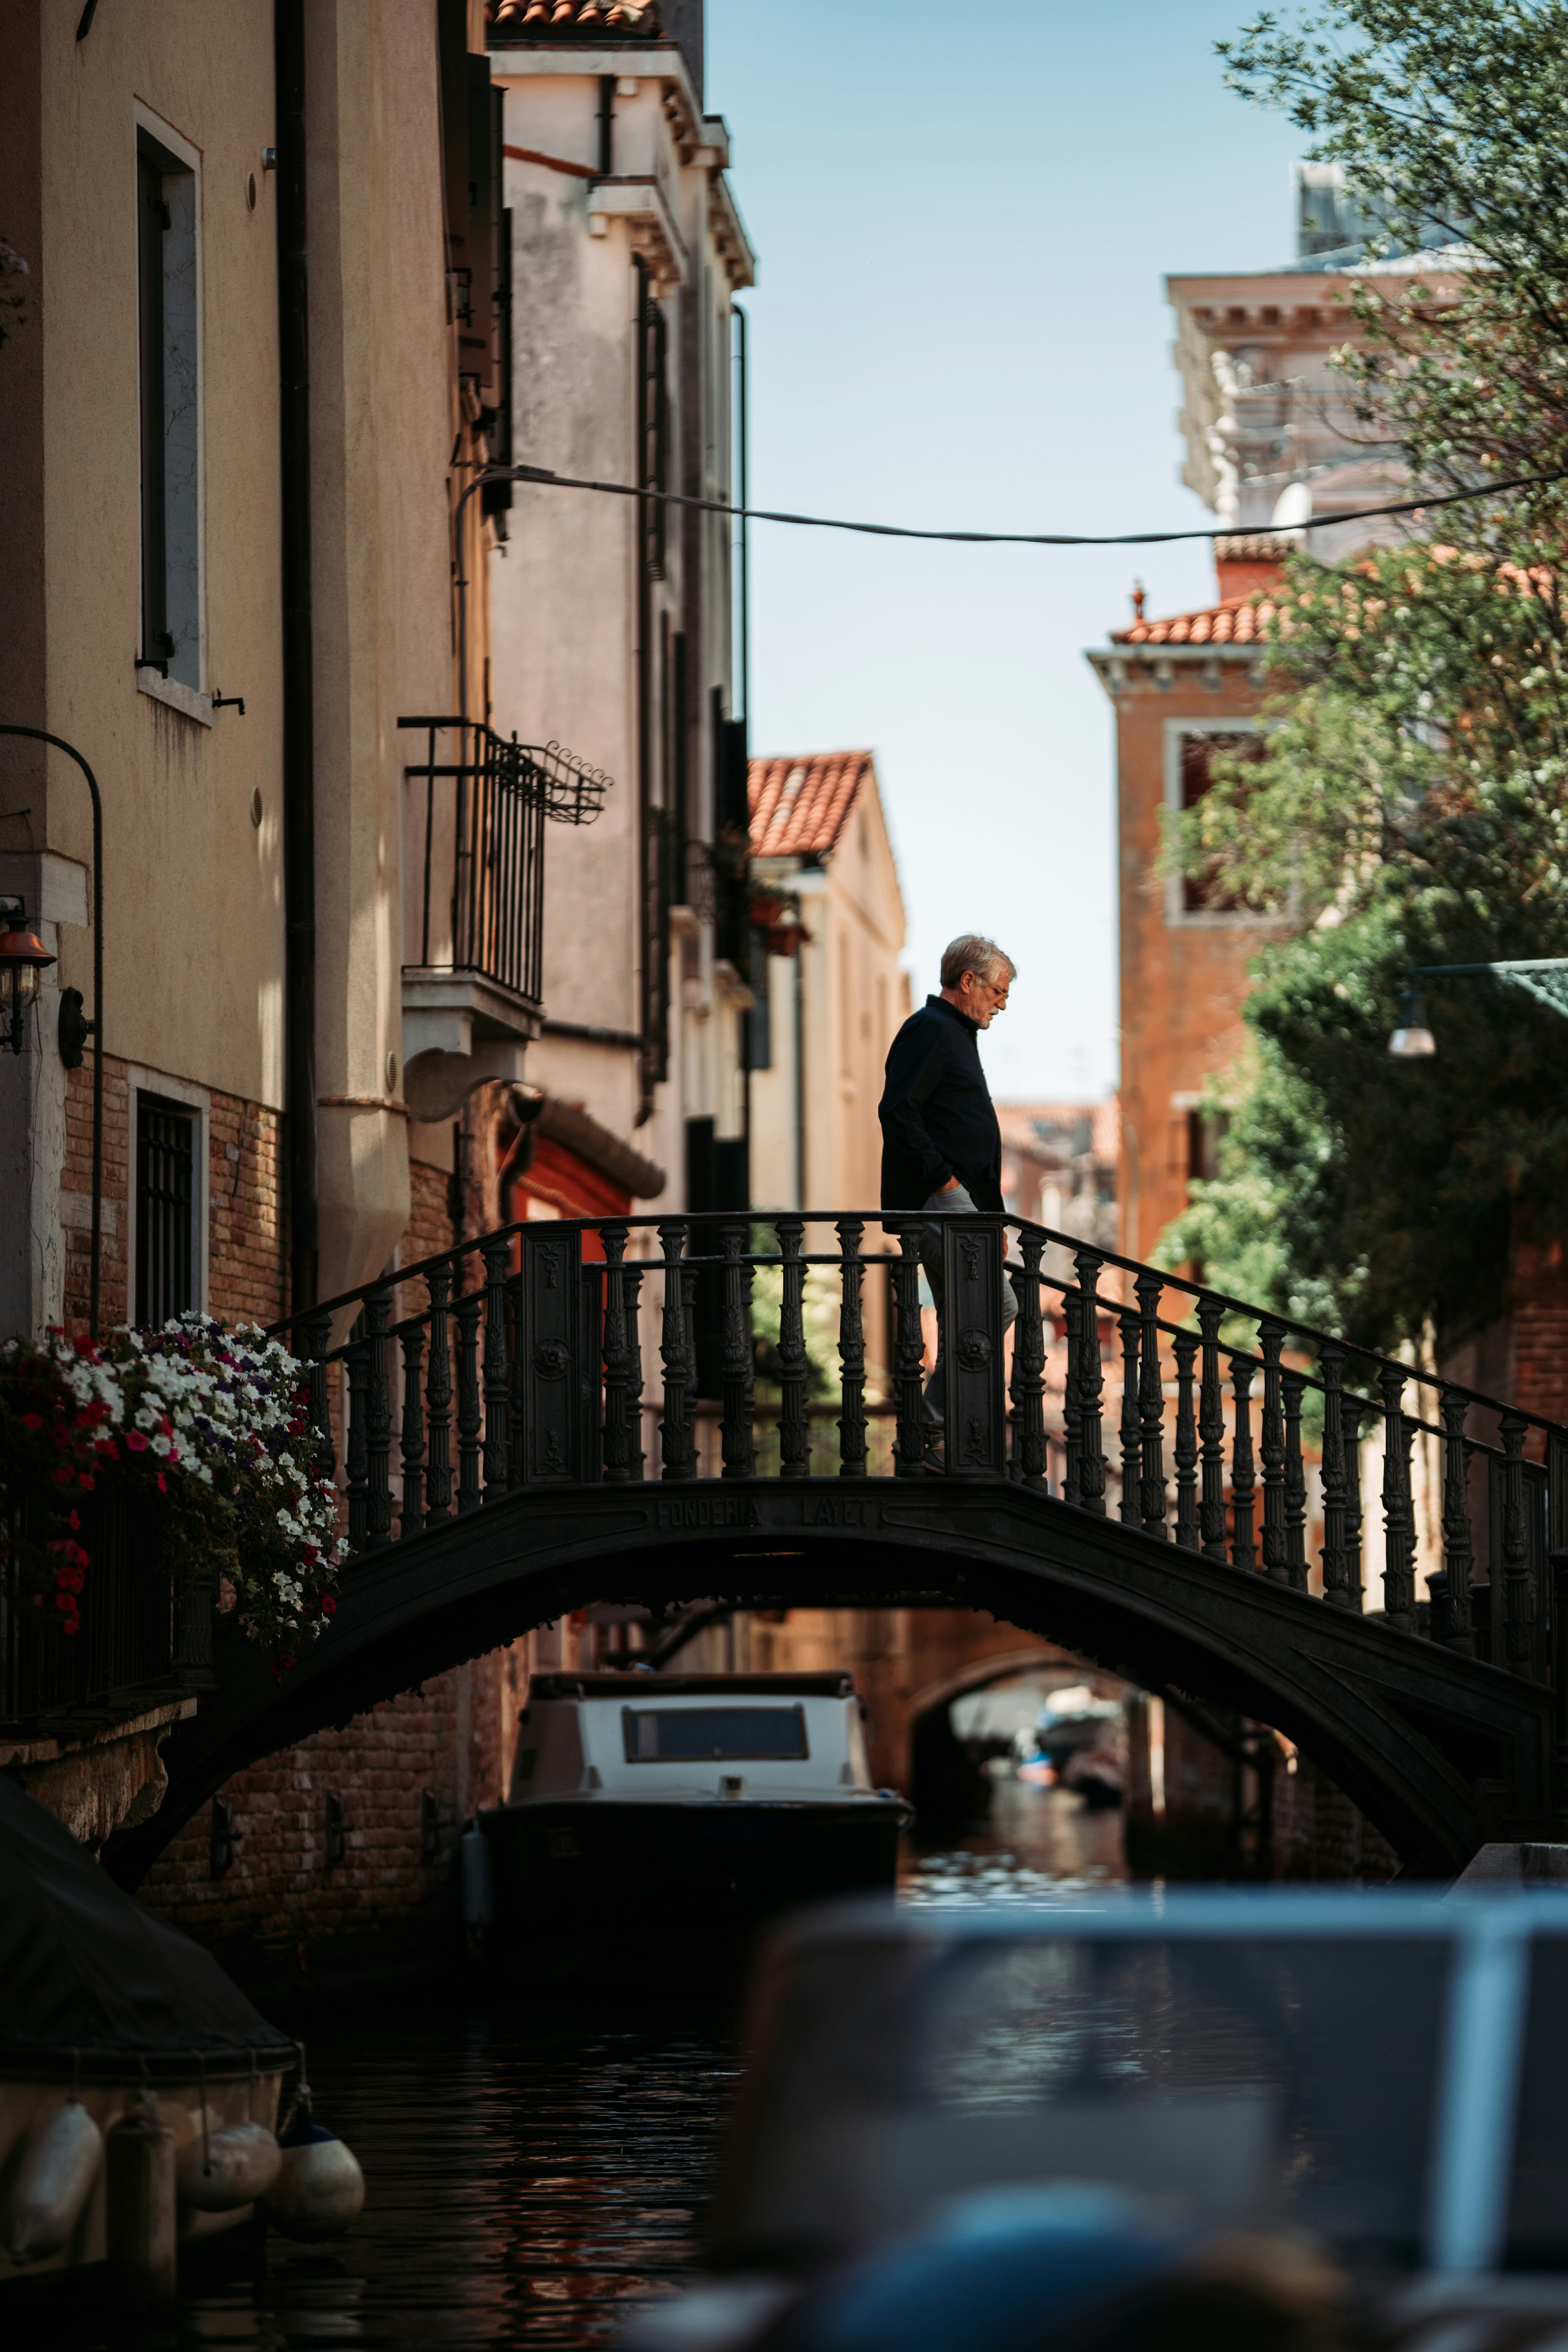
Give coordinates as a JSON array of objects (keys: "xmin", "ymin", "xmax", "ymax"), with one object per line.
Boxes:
[
  {"xmin": 0, "ymin": 907, "xmax": 56, "ymax": 1052},
  {"xmin": 1388, "ymin": 958, "xmax": 1568, "ymax": 1058},
  {"xmin": 1388, "ymin": 989, "xmax": 1436, "ymax": 1059}
]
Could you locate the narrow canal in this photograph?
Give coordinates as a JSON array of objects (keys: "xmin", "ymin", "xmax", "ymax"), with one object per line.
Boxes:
[{"xmin": 54, "ymin": 1785, "xmax": 1124, "ymax": 2351}]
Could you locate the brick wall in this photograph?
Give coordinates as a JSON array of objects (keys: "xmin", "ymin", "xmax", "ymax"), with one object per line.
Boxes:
[
  {"xmin": 406, "ymin": 1150, "xmax": 457, "ymax": 1266},
  {"xmin": 61, "ymin": 1055, "xmax": 283, "ymax": 1334},
  {"xmin": 63, "ymin": 1056, "xmax": 129, "ymax": 1332},
  {"xmin": 1510, "ymin": 1217, "xmax": 1568, "ymax": 1428},
  {"xmin": 141, "ymin": 1641, "xmax": 533, "ymax": 1990}
]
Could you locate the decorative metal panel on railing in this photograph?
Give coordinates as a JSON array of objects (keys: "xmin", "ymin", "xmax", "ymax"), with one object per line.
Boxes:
[
  {"xmin": 0, "ymin": 1485, "xmax": 212, "ymax": 1735},
  {"xmin": 398, "ymin": 717, "xmax": 610, "ymax": 1006},
  {"xmin": 272, "ymin": 1212, "xmax": 1568, "ymax": 1684}
]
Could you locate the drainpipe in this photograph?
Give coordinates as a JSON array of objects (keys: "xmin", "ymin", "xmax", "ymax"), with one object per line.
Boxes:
[{"xmin": 275, "ymin": 0, "xmax": 318, "ymax": 1314}]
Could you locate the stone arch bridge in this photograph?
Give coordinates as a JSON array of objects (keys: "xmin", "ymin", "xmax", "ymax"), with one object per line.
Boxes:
[{"xmin": 108, "ymin": 1209, "xmax": 1568, "ymax": 1885}]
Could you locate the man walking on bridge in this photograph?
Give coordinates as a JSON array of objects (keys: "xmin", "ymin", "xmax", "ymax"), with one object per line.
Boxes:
[{"xmin": 879, "ymin": 934, "xmax": 1017, "ymax": 1466}]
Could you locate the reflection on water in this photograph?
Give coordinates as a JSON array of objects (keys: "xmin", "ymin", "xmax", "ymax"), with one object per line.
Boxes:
[
  {"xmin": 901, "ymin": 1776, "xmax": 1127, "ymax": 1906},
  {"xmin": 39, "ymin": 1781, "xmax": 1118, "ymax": 2351}
]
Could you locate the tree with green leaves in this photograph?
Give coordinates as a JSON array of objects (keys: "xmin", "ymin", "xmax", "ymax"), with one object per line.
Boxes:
[{"xmin": 1160, "ymin": 3, "xmax": 1568, "ymax": 1352}]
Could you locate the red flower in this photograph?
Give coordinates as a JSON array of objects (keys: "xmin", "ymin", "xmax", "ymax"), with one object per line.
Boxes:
[
  {"xmin": 22, "ymin": 1413, "xmax": 43, "ymax": 1431},
  {"xmin": 52, "ymin": 1467, "xmax": 72, "ymax": 1487},
  {"xmin": 52, "ymin": 1426, "xmax": 69, "ymax": 1448},
  {"xmin": 320, "ymin": 1595, "xmax": 338, "ymax": 1616},
  {"xmin": 268, "ymin": 1654, "xmax": 296, "ymax": 1678},
  {"xmin": 156, "ymin": 1472, "xmax": 168, "ymax": 1493},
  {"xmin": 126, "ymin": 1431, "xmax": 148, "ymax": 1453},
  {"xmin": 68, "ymin": 1510, "xmax": 80, "ymax": 1530}
]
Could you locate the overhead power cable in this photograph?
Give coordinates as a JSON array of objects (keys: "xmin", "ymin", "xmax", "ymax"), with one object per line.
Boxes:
[{"xmin": 488, "ymin": 461, "xmax": 1568, "ymax": 550}]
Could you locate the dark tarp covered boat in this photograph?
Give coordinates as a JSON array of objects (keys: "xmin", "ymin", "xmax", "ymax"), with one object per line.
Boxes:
[{"xmin": 0, "ymin": 1775, "xmax": 296, "ymax": 2280}]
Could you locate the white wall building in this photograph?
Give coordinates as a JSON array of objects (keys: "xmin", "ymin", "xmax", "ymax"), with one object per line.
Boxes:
[{"xmin": 483, "ymin": 0, "xmax": 755, "ymax": 1219}]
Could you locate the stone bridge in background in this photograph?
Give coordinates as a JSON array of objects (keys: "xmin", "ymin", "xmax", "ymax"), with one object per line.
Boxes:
[{"xmin": 107, "ymin": 1210, "xmax": 1568, "ymax": 1886}]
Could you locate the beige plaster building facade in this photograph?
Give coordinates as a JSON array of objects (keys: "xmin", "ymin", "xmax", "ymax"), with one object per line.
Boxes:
[
  {"xmin": 481, "ymin": 0, "xmax": 755, "ymax": 1224},
  {"xmin": 747, "ymin": 751, "xmax": 910, "ymax": 1216}
]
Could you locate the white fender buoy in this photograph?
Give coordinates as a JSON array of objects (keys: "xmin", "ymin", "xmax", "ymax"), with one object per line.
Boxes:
[
  {"xmin": 2, "ymin": 2098, "xmax": 104, "ymax": 2263},
  {"xmin": 176, "ymin": 2120, "xmax": 282, "ymax": 2212},
  {"xmin": 264, "ymin": 2123, "xmax": 365, "ymax": 2242}
]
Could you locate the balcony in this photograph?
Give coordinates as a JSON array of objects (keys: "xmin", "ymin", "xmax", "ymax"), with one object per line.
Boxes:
[{"xmin": 398, "ymin": 719, "xmax": 609, "ymax": 1120}]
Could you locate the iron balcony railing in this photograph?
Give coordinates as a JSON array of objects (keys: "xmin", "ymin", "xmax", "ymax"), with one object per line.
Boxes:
[
  {"xmin": 399, "ymin": 717, "xmax": 609, "ymax": 1007},
  {"xmin": 272, "ymin": 1210, "xmax": 1568, "ymax": 1683},
  {"xmin": 0, "ymin": 1483, "xmax": 214, "ymax": 1737}
]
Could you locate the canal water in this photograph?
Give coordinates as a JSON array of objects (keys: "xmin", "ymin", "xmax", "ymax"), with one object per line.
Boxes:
[{"xmin": 49, "ymin": 1785, "xmax": 1124, "ymax": 2352}]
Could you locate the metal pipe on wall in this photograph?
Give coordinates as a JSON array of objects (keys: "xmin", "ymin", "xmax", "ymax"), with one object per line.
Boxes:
[{"xmin": 275, "ymin": 0, "xmax": 319, "ymax": 1316}]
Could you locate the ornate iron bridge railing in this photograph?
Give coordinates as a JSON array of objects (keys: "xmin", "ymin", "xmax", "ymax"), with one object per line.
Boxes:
[{"xmin": 271, "ymin": 1213, "xmax": 1568, "ymax": 1685}]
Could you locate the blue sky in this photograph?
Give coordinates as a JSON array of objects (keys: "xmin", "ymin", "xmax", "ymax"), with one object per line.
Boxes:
[{"xmin": 706, "ymin": 1, "xmax": 1305, "ymax": 1101}]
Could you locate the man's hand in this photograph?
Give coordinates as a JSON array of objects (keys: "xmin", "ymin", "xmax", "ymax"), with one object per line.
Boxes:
[{"xmin": 937, "ymin": 1176, "xmax": 961, "ymax": 1193}]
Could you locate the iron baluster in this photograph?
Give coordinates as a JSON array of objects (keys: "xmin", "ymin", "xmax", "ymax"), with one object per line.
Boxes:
[
  {"xmin": 1258, "ymin": 1319, "xmax": 1288, "ymax": 1585},
  {"xmin": 454, "ymin": 1289, "xmax": 483, "ymax": 1513},
  {"xmin": 300, "ymin": 1311, "xmax": 335, "ymax": 1479},
  {"xmin": 836, "ymin": 1219, "xmax": 868, "ymax": 1477},
  {"xmin": 423, "ymin": 1263, "xmax": 454, "ymax": 1523},
  {"xmin": 892, "ymin": 1223, "xmax": 927, "ymax": 1478},
  {"xmin": 1500, "ymin": 1409, "xmax": 1532, "ymax": 1673},
  {"xmin": 720, "ymin": 1220, "xmax": 757, "ymax": 1479},
  {"xmin": 1342, "ymin": 1392, "xmax": 1367, "ymax": 1612},
  {"xmin": 600, "ymin": 1222, "xmax": 634, "ymax": 1483},
  {"xmin": 1173, "ymin": 1329, "xmax": 1199, "ymax": 1551},
  {"xmin": 1117, "ymin": 1304, "xmax": 1142, "ymax": 1526},
  {"xmin": 1073, "ymin": 1249, "xmax": 1107, "ymax": 1516},
  {"xmin": 1135, "ymin": 1271, "xmax": 1166, "ymax": 1537},
  {"xmin": 623, "ymin": 1260, "xmax": 646, "ymax": 1481},
  {"xmin": 397, "ymin": 1323, "xmax": 426, "ymax": 1538},
  {"xmin": 1229, "ymin": 1354, "xmax": 1256, "ymax": 1571},
  {"xmin": 480, "ymin": 1238, "xmax": 511, "ymax": 1499},
  {"xmin": 1009, "ymin": 1227, "xmax": 1047, "ymax": 1487},
  {"xmin": 1378, "ymin": 1367, "xmax": 1416, "ymax": 1633},
  {"xmin": 364, "ymin": 1284, "xmax": 393, "ymax": 1549},
  {"xmin": 657, "ymin": 1221, "xmax": 696, "ymax": 1481},
  {"xmin": 344, "ymin": 1338, "xmax": 370, "ymax": 1556},
  {"xmin": 777, "ymin": 1216, "xmax": 811, "ymax": 1478},
  {"xmin": 1318, "ymin": 1342, "xmax": 1351, "ymax": 1607},
  {"xmin": 1062, "ymin": 1290, "xmax": 1083, "ymax": 1507},
  {"xmin": 1440, "ymin": 1389, "xmax": 1474, "ymax": 1655},
  {"xmin": 1282, "ymin": 1368, "xmax": 1308, "ymax": 1592},
  {"xmin": 1197, "ymin": 1296, "xmax": 1227, "ymax": 1561},
  {"xmin": 505, "ymin": 1268, "xmax": 527, "ymax": 1488}
]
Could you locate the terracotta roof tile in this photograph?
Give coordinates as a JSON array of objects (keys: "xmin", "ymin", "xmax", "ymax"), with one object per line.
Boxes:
[
  {"xmin": 1112, "ymin": 593, "xmax": 1281, "ymax": 647},
  {"xmin": 488, "ymin": 0, "xmax": 661, "ymax": 37},
  {"xmin": 748, "ymin": 751, "xmax": 875, "ymax": 861}
]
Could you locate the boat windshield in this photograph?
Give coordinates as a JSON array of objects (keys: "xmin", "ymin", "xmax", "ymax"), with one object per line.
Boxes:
[{"xmin": 622, "ymin": 1706, "xmax": 810, "ymax": 1763}]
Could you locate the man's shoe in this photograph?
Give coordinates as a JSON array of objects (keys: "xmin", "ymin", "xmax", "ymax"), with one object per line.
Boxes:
[{"xmin": 923, "ymin": 1431, "xmax": 947, "ymax": 1474}]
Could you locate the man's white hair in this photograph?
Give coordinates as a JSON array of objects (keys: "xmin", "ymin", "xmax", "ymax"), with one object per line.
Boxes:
[{"xmin": 940, "ymin": 934, "xmax": 1016, "ymax": 990}]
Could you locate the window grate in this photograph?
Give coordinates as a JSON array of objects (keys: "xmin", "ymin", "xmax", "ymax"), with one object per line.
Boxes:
[{"xmin": 136, "ymin": 1093, "xmax": 195, "ymax": 1327}]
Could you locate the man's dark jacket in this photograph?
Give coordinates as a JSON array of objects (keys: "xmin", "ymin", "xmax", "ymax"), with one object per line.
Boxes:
[{"xmin": 878, "ymin": 994, "xmax": 1003, "ymax": 1213}]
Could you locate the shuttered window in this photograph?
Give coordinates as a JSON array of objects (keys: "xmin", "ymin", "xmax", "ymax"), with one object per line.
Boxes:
[{"xmin": 136, "ymin": 1093, "xmax": 196, "ymax": 1328}]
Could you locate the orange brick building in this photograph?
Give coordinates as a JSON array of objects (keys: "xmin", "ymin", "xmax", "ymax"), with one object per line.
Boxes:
[{"xmin": 1088, "ymin": 539, "xmax": 1291, "ymax": 1262}]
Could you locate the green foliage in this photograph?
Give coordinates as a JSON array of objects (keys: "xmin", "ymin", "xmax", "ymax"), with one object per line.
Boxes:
[
  {"xmin": 1156, "ymin": 5, "xmax": 1568, "ymax": 1346},
  {"xmin": 1219, "ymin": 6, "xmax": 1568, "ymax": 534}
]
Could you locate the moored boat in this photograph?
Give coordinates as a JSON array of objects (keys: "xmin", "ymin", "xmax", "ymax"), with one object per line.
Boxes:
[
  {"xmin": 468, "ymin": 1671, "xmax": 913, "ymax": 1982},
  {"xmin": 0, "ymin": 1776, "xmax": 361, "ymax": 2296}
]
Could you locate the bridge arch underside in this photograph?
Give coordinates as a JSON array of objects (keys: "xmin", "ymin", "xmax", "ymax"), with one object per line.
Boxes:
[{"xmin": 110, "ymin": 1483, "xmax": 1556, "ymax": 1885}]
